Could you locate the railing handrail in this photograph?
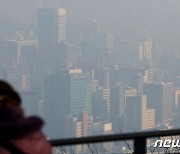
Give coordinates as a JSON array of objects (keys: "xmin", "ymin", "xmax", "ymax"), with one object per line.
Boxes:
[{"xmin": 50, "ymin": 128, "xmax": 180, "ymax": 146}]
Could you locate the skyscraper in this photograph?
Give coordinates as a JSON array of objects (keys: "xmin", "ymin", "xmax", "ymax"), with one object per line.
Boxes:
[
  {"xmin": 58, "ymin": 8, "xmax": 66, "ymax": 42},
  {"xmin": 174, "ymin": 90, "xmax": 180, "ymax": 108},
  {"xmin": 37, "ymin": 7, "xmax": 67, "ymax": 75},
  {"xmin": 44, "ymin": 69, "xmax": 92, "ymax": 139},
  {"xmin": 106, "ymin": 33, "xmax": 114, "ymax": 52},
  {"xmin": 99, "ymin": 87, "xmax": 111, "ymax": 118},
  {"xmin": 65, "ymin": 112, "xmax": 88, "ymax": 152},
  {"xmin": 138, "ymin": 38, "xmax": 152, "ymax": 62},
  {"xmin": 65, "ymin": 115, "xmax": 82, "ymax": 153},
  {"xmin": 146, "ymin": 109, "xmax": 155, "ymax": 130},
  {"xmin": 17, "ymin": 40, "xmax": 39, "ymax": 90},
  {"xmin": 66, "ymin": 42, "xmax": 82, "ymax": 68},
  {"xmin": 110, "ymin": 84, "xmax": 137, "ymax": 133},
  {"xmin": 37, "ymin": 8, "xmax": 58, "ymax": 48},
  {"xmin": 38, "ymin": 7, "xmax": 66, "ymax": 47},
  {"xmin": 125, "ymin": 95, "xmax": 147, "ymax": 132},
  {"xmin": 0, "ymin": 40, "xmax": 18, "ymax": 67},
  {"xmin": 143, "ymin": 82, "xmax": 173, "ymax": 124},
  {"xmin": 125, "ymin": 95, "xmax": 155, "ymax": 132}
]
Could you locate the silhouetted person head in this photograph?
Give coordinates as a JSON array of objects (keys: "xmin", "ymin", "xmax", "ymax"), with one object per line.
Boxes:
[
  {"xmin": 0, "ymin": 81, "xmax": 52, "ymax": 153},
  {"xmin": 0, "ymin": 80, "xmax": 21, "ymax": 110}
]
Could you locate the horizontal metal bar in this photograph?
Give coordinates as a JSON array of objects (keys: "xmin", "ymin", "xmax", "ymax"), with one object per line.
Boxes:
[{"xmin": 50, "ymin": 129, "xmax": 180, "ymax": 146}]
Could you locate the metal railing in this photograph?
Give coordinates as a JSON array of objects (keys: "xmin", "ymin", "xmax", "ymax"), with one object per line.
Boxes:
[{"xmin": 50, "ymin": 129, "xmax": 180, "ymax": 154}]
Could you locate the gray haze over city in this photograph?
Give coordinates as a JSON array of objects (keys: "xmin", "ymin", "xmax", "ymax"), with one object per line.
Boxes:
[{"xmin": 0, "ymin": 0, "xmax": 180, "ymax": 153}]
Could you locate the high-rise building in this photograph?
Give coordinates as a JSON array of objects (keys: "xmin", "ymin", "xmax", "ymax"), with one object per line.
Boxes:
[
  {"xmin": 99, "ymin": 87, "xmax": 111, "ymax": 118},
  {"xmin": 37, "ymin": 8, "xmax": 58, "ymax": 76},
  {"xmin": 17, "ymin": 40, "xmax": 38, "ymax": 66},
  {"xmin": 96, "ymin": 67, "xmax": 110, "ymax": 88},
  {"xmin": 54, "ymin": 42, "xmax": 67, "ymax": 70},
  {"xmin": 78, "ymin": 112, "xmax": 88, "ymax": 137},
  {"xmin": 37, "ymin": 7, "xmax": 67, "ymax": 75},
  {"xmin": 125, "ymin": 95, "xmax": 155, "ymax": 132},
  {"xmin": 38, "ymin": 7, "xmax": 66, "ymax": 47},
  {"xmin": 37, "ymin": 8, "xmax": 58, "ymax": 48},
  {"xmin": 146, "ymin": 108, "xmax": 155, "ymax": 130},
  {"xmin": 0, "ymin": 39, "xmax": 39, "ymax": 90},
  {"xmin": 66, "ymin": 42, "xmax": 82, "ymax": 68},
  {"xmin": 130, "ymin": 75, "xmax": 144, "ymax": 95},
  {"xmin": 0, "ymin": 40, "xmax": 18, "ymax": 67},
  {"xmin": 124, "ymin": 87, "xmax": 137, "ymax": 107},
  {"xmin": 125, "ymin": 95, "xmax": 146, "ymax": 132},
  {"xmin": 174, "ymin": 90, "xmax": 180, "ymax": 109},
  {"xmin": 44, "ymin": 69, "xmax": 92, "ymax": 139},
  {"xmin": 78, "ymin": 112, "xmax": 88, "ymax": 151},
  {"xmin": 143, "ymin": 82, "xmax": 173, "ymax": 124},
  {"xmin": 139, "ymin": 38, "xmax": 152, "ymax": 62},
  {"xmin": 17, "ymin": 40, "xmax": 39, "ymax": 90},
  {"xmin": 65, "ymin": 112, "xmax": 88, "ymax": 152},
  {"xmin": 106, "ymin": 33, "xmax": 114, "ymax": 52},
  {"xmin": 65, "ymin": 115, "xmax": 82, "ymax": 153},
  {"xmin": 0, "ymin": 66, "xmax": 21, "ymax": 91},
  {"xmin": 5, "ymin": 66, "xmax": 21, "ymax": 91},
  {"xmin": 58, "ymin": 8, "xmax": 66, "ymax": 42},
  {"xmin": 110, "ymin": 85, "xmax": 137, "ymax": 118},
  {"xmin": 145, "ymin": 62, "xmax": 153, "ymax": 83},
  {"xmin": 110, "ymin": 84, "xmax": 137, "ymax": 133}
]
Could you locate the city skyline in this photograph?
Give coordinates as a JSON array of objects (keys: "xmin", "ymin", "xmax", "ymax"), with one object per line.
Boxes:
[{"xmin": 0, "ymin": 1, "xmax": 180, "ymax": 153}]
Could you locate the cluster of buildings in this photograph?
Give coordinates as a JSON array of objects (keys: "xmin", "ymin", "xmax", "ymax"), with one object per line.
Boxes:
[{"xmin": 0, "ymin": 6, "xmax": 180, "ymax": 153}]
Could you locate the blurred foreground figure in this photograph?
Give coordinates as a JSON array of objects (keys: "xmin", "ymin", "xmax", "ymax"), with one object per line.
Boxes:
[{"xmin": 0, "ymin": 81, "xmax": 52, "ymax": 154}]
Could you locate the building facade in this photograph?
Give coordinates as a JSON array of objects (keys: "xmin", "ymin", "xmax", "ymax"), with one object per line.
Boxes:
[{"xmin": 44, "ymin": 69, "xmax": 92, "ymax": 139}]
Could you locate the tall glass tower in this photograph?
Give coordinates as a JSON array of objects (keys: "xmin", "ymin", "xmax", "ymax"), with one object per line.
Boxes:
[
  {"xmin": 37, "ymin": 8, "xmax": 58, "ymax": 48},
  {"xmin": 44, "ymin": 69, "xmax": 92, "ymax": 139},
  {"xmin": 37, "ymin": 7, "xmax": 67, "ymax": 76},
  {"xmin": 37, "ymin": 7, "xmax": 67, "ymax": 48}
]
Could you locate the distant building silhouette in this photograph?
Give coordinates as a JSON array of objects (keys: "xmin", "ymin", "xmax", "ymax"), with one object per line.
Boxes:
[
  {"xmin": 174, "ymin": 89, "xmax": 180, "ymax": 109},
  {"xmin": 110, "ymin": 84, "xmax": 137, "ymax": 133},
  {"xmin": 37, "ymin": 8, "xmax": 67, "ymax": 75},
  {"xmin": 0, "ymin": 40, "xmax": 18, "ymax": 66},
  {"xmin": 143, "ymin": 82, "xmax": 173, "ymax": 124},
  {"xmin": 38, "ymin": 7, "xmax": 66, "ymax": 48},
  {"xmin": 125, "ymin": 95, "xmax": 155, "ymax": 132}
]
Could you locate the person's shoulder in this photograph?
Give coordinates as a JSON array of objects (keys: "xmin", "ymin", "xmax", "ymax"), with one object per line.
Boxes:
[
  {"xmin": 11, "ymin": 131, "xmax": 52, "ymax": 154},
  {"xmin": 0, "ymin": 146, "xmax": 10, "ymax": 154}
]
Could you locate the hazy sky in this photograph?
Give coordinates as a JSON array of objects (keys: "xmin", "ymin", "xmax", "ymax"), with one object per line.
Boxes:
[
  {"xmin": 1, "ymin": 0, "xmax": 180, "ymax": 23},
  {"xmin": 1, "ymin": 0, "xmax": 180, "ymax": 41}
]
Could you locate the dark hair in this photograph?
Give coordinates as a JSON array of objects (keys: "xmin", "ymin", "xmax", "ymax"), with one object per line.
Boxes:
[{"xmin": 0, "ymin": 81, "xmax": 21, "ymax": 105}]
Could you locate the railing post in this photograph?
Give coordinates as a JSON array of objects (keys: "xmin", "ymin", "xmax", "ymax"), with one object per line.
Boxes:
[{"xmin": 134, "ymin": 138, "xmax": 146, "ymax": 154}]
